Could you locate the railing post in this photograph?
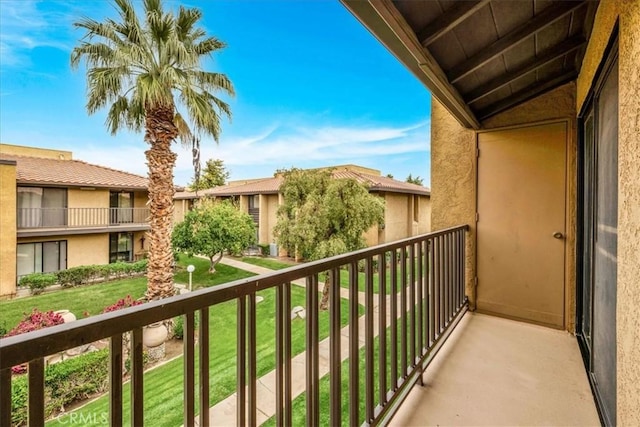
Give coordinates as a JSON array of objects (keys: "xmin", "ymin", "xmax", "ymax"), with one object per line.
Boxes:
[
  {"xmin": 199, "ymin": 307, "xmax": 210, "ymax": 427},
  {"xmin": 28, "ymin": 358, "xmax": 45, "ymax": 427},
  {"xmin": 237, "ymin": 296, "xmax": 246, "ymax": 426},
  {"xmin": 184, "ymin": 312, "xmax": 196, "ymax": 427},
  {"xmin": 329, "ymin": 268, "xmax": 342, "ymax": 427},
  {"xmin": 365, "ymin": 257, "xmax": 375, "ymax": 423},
  {"xmin": 1, "ymin": 368, "xmax": 11, "ymax": 426},
  {"xmin": 131, "ymin": 327, "xmax": 144, "ymax": 426},
  {"xmin": 305, "ymin": 274, "xmax": 319, "ymax": 426},
  {"xmin": 348, "ymin": 262, "xmax": 359, "ymax": 426},
  {"xmin": 109, "ymin": 334, "xmax": 123, "ymax": 426}
]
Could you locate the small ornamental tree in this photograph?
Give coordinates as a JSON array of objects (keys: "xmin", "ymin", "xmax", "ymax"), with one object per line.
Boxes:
[
  {"xmin": 188, "ymin": 158, "xmax": 230, "ymax": 190},
  {"xmin": 172, "ymin": 199, "xmax": 256, "ymax": 272},
  {"xmin": 273, "ymin": 168, "xmax": 385, "ymax": 309}
]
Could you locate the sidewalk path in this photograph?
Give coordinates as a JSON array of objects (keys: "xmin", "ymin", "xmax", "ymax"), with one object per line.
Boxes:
[{"xmin": 192, "ymin": 256, "xmax": 378, "ymax": 426}]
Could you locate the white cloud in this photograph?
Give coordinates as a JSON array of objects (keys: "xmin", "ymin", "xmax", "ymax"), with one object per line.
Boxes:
[
  {"xmin": 173, "ymin": 119, "xmax": 431, "ymax": 182},
  {"xmin": 0, "ymin": 1, "xmax": 83, "ymax": 67}
]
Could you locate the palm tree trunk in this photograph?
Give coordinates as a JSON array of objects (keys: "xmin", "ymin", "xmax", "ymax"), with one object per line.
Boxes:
[{"xmin": 144, "ymin": 105, "xmax": 178, "ymax": 300}]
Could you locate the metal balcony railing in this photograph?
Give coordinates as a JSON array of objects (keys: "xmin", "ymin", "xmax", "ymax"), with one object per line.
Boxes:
[
  {"xmin": 0, "ymin": 225, "xmax": 468, "ymax": 427},
  {"xmin": 16, "ymin": 207, "xmax": 150, "ymax": 229}
]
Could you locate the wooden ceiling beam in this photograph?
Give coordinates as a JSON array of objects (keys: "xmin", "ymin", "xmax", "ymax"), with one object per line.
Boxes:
[
  {"xmin": 417, "ymin": 0, "xmax": 491, "ymax": 47},
  {"xmin": 477, "ymin": 70, "xmax": 578, "ymax": 121},
  {"xmin": 466, "ymin": 35, "xmax": 586, "ymax": 104},
  {"xmin": 448, "ymin": 1, "xmax": 586, "ymax": 84}
]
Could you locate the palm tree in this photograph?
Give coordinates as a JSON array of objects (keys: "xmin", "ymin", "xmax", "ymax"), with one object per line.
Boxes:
[{"xmin": 71, "ymin": 0, "xmax": 234, "ymax": 299}]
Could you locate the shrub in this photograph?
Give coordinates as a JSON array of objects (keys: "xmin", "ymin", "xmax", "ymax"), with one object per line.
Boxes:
[
  {"xmin": 6, "ymin": 309, "xmax": 64, "ymax": 337},
  {"xmin": 172, "ymin": 314, "xmax": 199, "ymax": 340},
  {"xmin": 11, "ymin": 349, "xmax": 109, "ymax": 426},
  {"xmin": 102, "ymin": 295, "xmax": 143, "ymax": 313},
  {"xmin": 55, "ymin": 266, "xmax": 93, "ymax": 287},
  {"xmin": 132, "ymin": 259, "xmax": 149, "ymax": 273},
  {"xmin": 6, "ymin": 309, "xmax": 65, "ymax": 374},
  {"xmin": 19, "ymin": 273, "xmax": 57, "ymax": 295},
  {"xmin": 258, "ymin": 244, "xmax": 270, "ymax": 257}
]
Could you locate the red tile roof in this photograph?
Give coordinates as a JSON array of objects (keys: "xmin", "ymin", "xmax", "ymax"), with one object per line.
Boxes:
[
  {"xmin": 174, "ymin": 168, "xmax": 430, "ymax": 200},
  {"xmin": 0, "ymin": 153, "xmax": 148, "ymax": 189}
]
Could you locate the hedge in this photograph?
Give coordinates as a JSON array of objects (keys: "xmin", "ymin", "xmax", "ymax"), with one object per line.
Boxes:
[
  {"xmin": 11, "ymin": 349, "xmax": 109, "ymax": 426},
  {"xmin": 18, "ymin": 273, "xmax": 57, "ymax": 295},
  {"xmin": 19, "ymin": 260, "xmax": 149, "ymax": 294}
]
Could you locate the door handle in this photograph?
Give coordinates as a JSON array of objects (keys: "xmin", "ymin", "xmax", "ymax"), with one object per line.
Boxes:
[{"xmin": 553, "ymin": 232, "xmax": 564, "ymax": 239}]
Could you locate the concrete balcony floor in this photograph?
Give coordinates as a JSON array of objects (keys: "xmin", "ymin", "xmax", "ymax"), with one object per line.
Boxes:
[{"xmin": 390, "ymin": 313, "xmax": 600, "ymax": 426}]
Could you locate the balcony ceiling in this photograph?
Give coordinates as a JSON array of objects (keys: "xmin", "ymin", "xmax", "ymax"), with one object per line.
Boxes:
[{"xmin": 341, "ymin": 0, "xmax": 598, "ymax": 129}]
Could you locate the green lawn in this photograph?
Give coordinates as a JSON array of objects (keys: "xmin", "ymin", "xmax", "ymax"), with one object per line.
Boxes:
[
  {"xmin": 1, "ymin": 254, "xmax": 254, "ymax": 333},
  {"xmin": 51, "ymin": 287, "xmax": 362, "ymax": 426},
  {"xmin": 338, "ymin": 262, "xmax": 419, "ymax": 295},
  {"xmin": 263, "ymin": 327, "xmax": 397, "ymax": 427},
  {"xmin": 0, "ymin": 277, "xmax": 148, "ymax": 331},
  {"xmin": 239, "ymin": 256, "xmax": 297, "ymax": 270},
  {"xmin": 173, "ymin": 254, "xmax": 256, "ymax": 289}
]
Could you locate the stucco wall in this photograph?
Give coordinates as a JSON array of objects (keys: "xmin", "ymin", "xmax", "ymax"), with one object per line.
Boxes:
[
  {"xmin": 66, "ymin": 234, "xmax": 109, "ymax": 267},
  {"xmin": 0, "ymin": 143, "xmax": 72, "ymax": 160},
  {"xmin": 0, "ymin": 161, "xmax": 17, "ymax": 298},
  {"xmin": 615, "ymin": 1, "xmax": 639, "ymax": 424},
  {"xmin": 264, "ymin": 194, "xmax": 279, "ymax": 244},
  {"xmin": 417, "ymin": 195, "xmax": 431, "ymax": 234},
  {"xmin": 382, "ymin": 192, "xmax": 410, "ymax": 243},
  {"xmin": 430, "ymin": 98, "xmax": 477, "ymax": 307},
  {"xmin": 68, "ymin": 188, "xmax": 109, "ymax": 209}
]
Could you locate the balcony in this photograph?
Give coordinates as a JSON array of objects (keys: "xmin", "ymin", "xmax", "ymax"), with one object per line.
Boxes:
[
  {"xmin": 0, "ymin": 225, "xmax": 598, "ymax": 426},
  {"xmin": 16, "ymin": 207, "xmax": 150, "ymax": 237}
]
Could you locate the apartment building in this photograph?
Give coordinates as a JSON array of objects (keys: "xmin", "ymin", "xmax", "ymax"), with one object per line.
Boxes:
[
  {"xmin": 174, "ymin": 164, "xmax": 431, "ymax": 250},
  {"xmin": 0, "ymin": 144, "xmax": 150, "ymax": 298}
]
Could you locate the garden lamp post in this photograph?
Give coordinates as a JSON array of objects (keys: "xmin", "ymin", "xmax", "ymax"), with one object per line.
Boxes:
[{"xmin": 187, "ymin": 265, "xmax": 195, "ymax": 292}]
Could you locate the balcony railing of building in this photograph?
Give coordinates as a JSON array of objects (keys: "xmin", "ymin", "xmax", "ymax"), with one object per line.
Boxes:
[
  {"xmin": 16, "ymin": 207, "xmax": 150, "ymax": 229},
  {"xmin": 0, "ymin": 225, "xmax": 468, "ymax": 427}
]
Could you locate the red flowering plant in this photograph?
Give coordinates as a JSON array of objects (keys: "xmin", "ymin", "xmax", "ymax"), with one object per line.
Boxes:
[
  {"xmin": 5, "ymin": 309, "xmax": 65, "ymax": 374},
  {"xmin": 102, "ymin": 295, "xmax": 143, "ymax": 313}
]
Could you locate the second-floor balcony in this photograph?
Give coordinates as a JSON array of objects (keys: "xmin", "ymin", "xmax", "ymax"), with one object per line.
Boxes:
[
  {"xmin": 16, "ymin": 207, "xmax": 150, "ymax": 234},
  {"xmin": 0, "ymin": 225, "xmax": 599, "ymax": 426}
]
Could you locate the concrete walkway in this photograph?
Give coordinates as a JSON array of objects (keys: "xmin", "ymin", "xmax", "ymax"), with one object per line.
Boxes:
[{"xmin": 198, "ymin": 256, "xmax": 373, "ymax": 426}]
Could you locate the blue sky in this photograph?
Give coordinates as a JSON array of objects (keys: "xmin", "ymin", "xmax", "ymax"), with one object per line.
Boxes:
[{"xmin": 0, "ymin": 0, "xmax": 432, "ymax": 187}]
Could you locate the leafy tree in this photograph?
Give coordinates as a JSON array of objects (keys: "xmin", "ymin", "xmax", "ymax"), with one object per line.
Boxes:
[
  {"xmin": 188, "ymin": 158, "xmax": 230, "ymax": 190},
  {"xmin": 71, "ymin": 0, "xmax": 234, "ymax": 299},
  {"xmin": 405, "ymin": 174, "xmax": 424, "ymax": 185},
  {"xmin": 273, "ymin": 168, "xmax": 385, "ymax": 309},
  {"xmin": 172, "ymin": 200, "xmax": 256, "ymax": 272}
]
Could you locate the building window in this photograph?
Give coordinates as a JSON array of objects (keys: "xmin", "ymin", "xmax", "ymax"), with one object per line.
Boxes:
[
  {"xmin": 109, "ymin": 232, "xmax": 133, "ymax": 263},
  {"xmin": 110, "ymin": 191, "xmax": 134, "ymax": 224},
  {"xmin": 17, "ymin": 241, "xmax": 67, "ymax": 280},
  {"xmin": 413, "ymin": 195, "xmax": 420, "ymax": 222},
  {"xmin": 17, "ymin": 187, "xmax": 67, "ymax": 228}
]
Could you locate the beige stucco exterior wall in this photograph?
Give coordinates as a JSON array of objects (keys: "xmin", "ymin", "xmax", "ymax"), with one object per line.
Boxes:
[
  {"xmin": 260, "ymin": 194, "xmax": 279, "ymax": 245},
  {"xmin": 0, "ymin": 161, "xmax": 17, "ymax": 298},
  {"xmin": 574, "ymin": 1, "xmax": 640, "ymax": 423},
  {"xmin": 417, "ymin": 195, "xmax": 431, "ymax": 234},
  {"xmin": 617, "ymin": 2, "xmax": 640, "ymax": 423},
  {"xmin": 173, "ymin": 199, "xmax": 189, "ymax": 224},
  {"xmin": 67, "ymin": 188, "xmax": 109, "ymax": 208},
  {"xmin": 67, "ymin": 234, "xmax": 109, "ymax": 267},
  {"xmin": 0, "ymin": 143, "xmax": 72, "ymax": 160},
  {"xmin": 430, "ymin": 98, "xmax": 477, "ymax": 307},
  {"xmin": 382, "ymin": 192, "xmax": 411, "ymax": 243}
]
